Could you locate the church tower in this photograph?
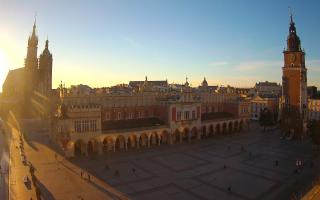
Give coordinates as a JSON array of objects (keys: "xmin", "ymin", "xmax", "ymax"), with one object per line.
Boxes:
[
  {"xmin": 24, "ymin": 21, "xmax": 39, "ymax": 97},
  {"xmin": 25, "ymin": 21, "xmax": 38, "ymax": 70},
  {"xmin": 281, "ymin": 13, "xmax": 308, "ymax": 137},
  {"xmin": 39, "ymin": 39, "xmax": 53, "ymax": 96}
]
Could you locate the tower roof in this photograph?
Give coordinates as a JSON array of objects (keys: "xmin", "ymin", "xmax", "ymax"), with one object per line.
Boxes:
[
  {"xmin": 286, "ymin": 11, "xmax": 301, "ymax": 52},
  {"xmin": 202, "ymin": 77, "xmax": 208, "ymax": 87},
  {"xmin": 28, "ymin": 20, "xmax": 38, "ymax": 46},
  {"xmin": 41, "ymin": 39, "xmax": 51, "ymax": 56}
]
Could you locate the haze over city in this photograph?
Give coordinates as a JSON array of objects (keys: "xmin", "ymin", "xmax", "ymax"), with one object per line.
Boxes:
[
  {"xmin": 1, "ymin": 0, "xmax": 320, "ymax": 92},
  {"xmin": 1, "ymin": 1, "xmax": 320, "ymax": 200}
]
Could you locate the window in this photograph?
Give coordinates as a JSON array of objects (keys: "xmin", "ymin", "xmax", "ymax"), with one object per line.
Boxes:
[
  {"xmin": 105, "ymin": 112, "xmax": 110, "ymax": 120},
  {"xmin": 192, "ymin": 110, "xmax": 196, "ymax": 119},
  {"xmin": 128, "ymin": 112, "xmax": 134, "ymax": 119},
  {"xmin": 177, "ymin": 111, "xmax": 181, "ymax": 121},
  {"xmin": 83, "ymin": 120, "xmax": 89, "ymax": 132},
  {"xmin": 89, "ymin": 120, "xmax": 97, "ymax": 132},
  {"xmin": 117, "ymin": 112, "xmax": 122, "ymax": 120},
  {"xmin": 138, "ymin": 111, "xmax": 142, "ymax": 118},
  {"xmin": 74, "ymin": 120, "xmax": 81, "ymax": 133},
  {"xmin": 185, "ymin": 111, "xmax": 190, "ymax": 120}
]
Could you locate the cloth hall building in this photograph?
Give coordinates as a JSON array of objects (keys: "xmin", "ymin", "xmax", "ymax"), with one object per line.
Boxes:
[{"xmin": 53, "ymin": 80, "xmax": 251, "ymax": 157}]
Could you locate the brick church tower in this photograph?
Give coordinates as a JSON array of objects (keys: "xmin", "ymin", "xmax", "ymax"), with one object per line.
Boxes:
[{"xmin": 281, "ymin": 14, "xmax": 308, "ymax": 138}]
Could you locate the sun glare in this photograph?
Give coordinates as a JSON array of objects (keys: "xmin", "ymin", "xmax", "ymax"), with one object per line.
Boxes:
[{"xmin": 0, "ymin": 49, "xmax": 10, "ymax": 91}]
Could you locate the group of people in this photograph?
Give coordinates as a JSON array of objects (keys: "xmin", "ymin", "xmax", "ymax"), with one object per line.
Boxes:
[
  {"xmin": 80, "ymin": 171, "xmax": 91, "ymax": 181},
  {"xmin": 104, "ymin": 163, "xmax": 137, "ymax": 178}
]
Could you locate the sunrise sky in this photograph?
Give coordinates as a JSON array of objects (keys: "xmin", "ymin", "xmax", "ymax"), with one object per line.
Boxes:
[{"xmin": 0, "ymin": 0, "xmax": 320, "ymax": 91}]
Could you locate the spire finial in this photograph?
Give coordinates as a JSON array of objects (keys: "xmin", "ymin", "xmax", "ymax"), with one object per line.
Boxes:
[
  {"xmin": 33, "ymin": 12, "xmax": 37, "ymax": 28},
  {"xmin": 289, "ymin": 6, "xmax": 293, "ymax": 23},
  {"xmin": 45, "ymin": 38, "xmax": 49, "ymax": 49}
]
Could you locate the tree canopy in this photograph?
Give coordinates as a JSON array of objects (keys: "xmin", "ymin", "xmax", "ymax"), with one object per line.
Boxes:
[
  {"xmin": 259, "ymin": 108, "xmax": 274, "ymax": 131},
  {"xmin": 309, "ymin": 120, "xmax": 320, "ymax": 145}
]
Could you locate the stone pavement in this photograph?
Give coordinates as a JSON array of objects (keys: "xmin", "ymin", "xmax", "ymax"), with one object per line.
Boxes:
[
  {"xmin": 0, "ymin": 127, "xmax": 9, "ymax": 200},
  {"xmin": 71, "ymin": 123, "xmax": 320, "ymax": 200},
  {"xmin": 22, "ymin": 121, "xmax": 320, "ymax": 200},
  {"xmin": 7, "ymin": 123, "xmax": 37, "ymax": 200},
  {"xmin": 22, "ymin": 124, "xmax": 128, "ymax": 200}
]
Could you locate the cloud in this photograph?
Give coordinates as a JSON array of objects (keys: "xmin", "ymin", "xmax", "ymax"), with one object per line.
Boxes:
[
  {"xmin": 123, "ymin": 37, "xmax": 143, "ymax": 48},
  {"xmin": 307, "ymin": 59, "xmax": 320, "ymax": 72},
  {"xmin": 208, "ymin": 61, "xmax": 228, "ymax": 67},
  {"xmin": 233, "ymin": 60, "xmax": 282, "ymax": 71}
]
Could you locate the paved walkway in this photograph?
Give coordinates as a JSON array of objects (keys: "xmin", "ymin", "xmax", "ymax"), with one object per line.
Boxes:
[
  {"xmin": 21, "ymin": 122, "xmax": 129, "ymax": 200},
  {"xmin": 22, "ymin": 121, "xmax": 320, "ymax": 200},
  {"xmin": 7, "ymin": 123, "xmax": 37, "ymax": 200},
  {"xmin": 0, "ymin": 128, "xmax": 9, "ymax": 200}
]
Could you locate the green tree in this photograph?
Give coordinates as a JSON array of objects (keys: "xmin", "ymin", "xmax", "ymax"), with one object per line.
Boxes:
[
  {"xmin": 309, "ymin": 120, "xmax": 320, "ymax": 150},
  {"xmin": 259, "ymin": 108, "xmax": 274, "ymax": 131}
]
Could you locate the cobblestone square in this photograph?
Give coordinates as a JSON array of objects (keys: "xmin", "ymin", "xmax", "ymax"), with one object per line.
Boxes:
[{"xmin": 21, "ymin": 122, "xmax": 320, "ymax": 200}]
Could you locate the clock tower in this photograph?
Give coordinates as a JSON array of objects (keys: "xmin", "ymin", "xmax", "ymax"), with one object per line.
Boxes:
[{"xmin": 281, "ymin": 14, "xmax": 308, "ymax": 138}]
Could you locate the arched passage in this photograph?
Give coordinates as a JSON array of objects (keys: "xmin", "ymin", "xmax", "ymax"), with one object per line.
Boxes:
[
  {"xmin": 182, "ymin": 128, "xmax": 189, "ymax": 142},
  {"xmin": 216, "ymin": 124, "xmax": 221, "ymax": 134},
  {"xmin": 127, "ymin": 134, "xmax": 137, "ymax": 149},
  {"xmin": 222, "ymin": 123, "xmax": 227, "ymax": 134},
  {"xmin": 174, "ymin": 129, "xmax": 180, "ymax": 143},
  {"xmin": 115, "ymin": 135, "xmax": 126, "ymax": 151},
  {"xmin": 228, "ymin": 122, "xmax": 233, "ymax": 133},
  {"xmin": 209, "ymin": 125, "xmax": 214, "ymax": 137},
  {"xmin": 191, "ymin": 127, "xmax": 197, "ymax": 140},
  {"xmin": 234, "ymin": 121, "xmax": 239, "ymax": 132},
  {"xmin": 150, "ymin": 132, "xmax": 159, "ymax": 146},
  {"xmin": 161, "ymin": 130, "xmax": 169, "ymax": 144},
  {"xmin": 201, "ymin": 126, "xmax": 206, "ymax": 138},
  {"xmin": 102, "ymin": 137, "xmax": 114, "ymax": 153},
  {"xmin": 139, "ymin": 133, "xmax": 149, "ymax": 148},
  {"xmin": 240, "ymin": 120, "xmax": 244, "ymax": 131},
  {"xmin": 74, "ymin": 139, "xmax": 86, "ymax": 156},
  {"xmin": 87, "ymin": 138, "xmax": 99, "ymax": 156}
]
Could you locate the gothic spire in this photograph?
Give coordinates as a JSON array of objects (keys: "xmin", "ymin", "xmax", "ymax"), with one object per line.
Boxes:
[
  {"xmin": 286, "ymin": 9, "xmax": 301, "ymax": 52},
  {"xmin": 28, "ymin": 18, "xmax": 38, "ymax": 46},
  {"xmin": 45, "ymin": 38, "xmax": 49, "ymax": 49}
]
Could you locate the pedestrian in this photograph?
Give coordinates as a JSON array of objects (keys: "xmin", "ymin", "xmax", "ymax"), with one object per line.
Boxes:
[
  {"xmin": 275, "ymin": 160, "xmax": 279, "ymax": 166},
  {"xmin": 132, "ymin": 168, "xmax": 136, "ymax": 174},
  {"xmin": 80, "ymin": 171, "xmax": 83, "ymax": 177}
]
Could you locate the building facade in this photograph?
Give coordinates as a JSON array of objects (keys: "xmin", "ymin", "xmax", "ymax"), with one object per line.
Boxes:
[
  {"xmin": 250, "ymin": 95, "xmax": 279, "ymax": 120},
  {"xmin": 52, "ymin": 82, "xmax": 251, "ymax": 157},
  {"xmin": 280, "ymin": 14, "xmax": 308, "ymax": 137},
  {"xmin": 254, "ymin": 81, "xmax": 281, "ymax": 97},
  {"xmin": 308, "ymin": 99, "xmax": 320, "ymax": 121}
]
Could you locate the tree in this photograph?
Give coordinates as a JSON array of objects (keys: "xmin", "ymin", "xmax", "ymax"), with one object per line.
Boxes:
[
  {"xmin": 309, "ymin": 120, "xmax": 320, "ymax": 150},
  {"xmin": 259, "ymin": 108, "xmax": 274, "ymax": 131}
]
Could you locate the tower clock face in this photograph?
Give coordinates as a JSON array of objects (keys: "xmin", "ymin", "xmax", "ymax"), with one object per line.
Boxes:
[{"xmin": 290, "ymin": 54, "xmax": 296, "ymax": 62}]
